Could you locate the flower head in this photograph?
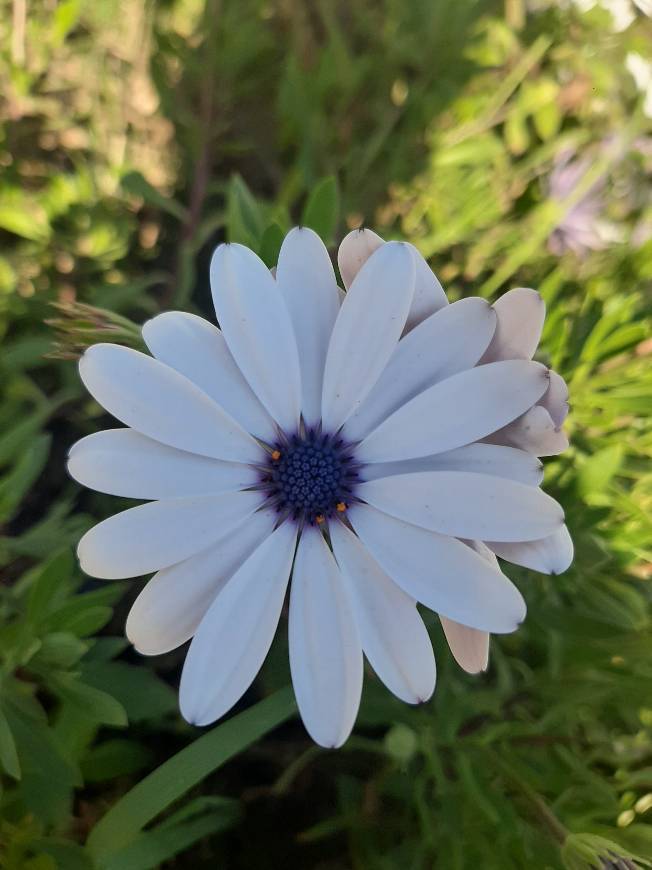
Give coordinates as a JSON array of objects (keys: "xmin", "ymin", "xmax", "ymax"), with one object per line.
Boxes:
[{"xmin": 69, "ymin": 227, "xmax": 572, "ymax": 747}]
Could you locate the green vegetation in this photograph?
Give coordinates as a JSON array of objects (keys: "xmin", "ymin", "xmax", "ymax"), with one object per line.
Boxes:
[{"xmin": 1, "ymin": 0, "xmax": 651, "ymax": 867}]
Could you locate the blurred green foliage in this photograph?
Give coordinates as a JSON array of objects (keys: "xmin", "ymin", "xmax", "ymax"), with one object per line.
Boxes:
[{"xmin": 1, "ymin": 0, "xmax": 652, "ymax": 867}]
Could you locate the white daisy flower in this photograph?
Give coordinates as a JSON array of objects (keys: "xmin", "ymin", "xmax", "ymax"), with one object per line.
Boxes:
[{"xmin": 69, "ymin": 227, "xmax": 572, "ymax": 747}]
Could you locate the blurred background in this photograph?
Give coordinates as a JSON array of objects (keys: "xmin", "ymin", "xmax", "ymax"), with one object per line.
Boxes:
[{"xmin": 1, "ymin": 0, "xmax": 652, "ymax": 867}]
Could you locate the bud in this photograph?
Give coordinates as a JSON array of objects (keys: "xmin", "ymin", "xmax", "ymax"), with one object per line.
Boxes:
[
  {"xmin": 384, "ymin": 723, "xmax": 418, "ymax": 766},
  {"xmin": 46, "ymin": 301, "xmax": 144, "ymax": 360},
  {"xmin": 561, "ymin": 833, "xmax": 650, "ymax": 870}
]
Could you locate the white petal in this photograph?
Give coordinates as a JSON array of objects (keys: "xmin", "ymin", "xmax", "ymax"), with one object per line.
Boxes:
[
  {"xmin": 359, "ymin": 444, "xmax": 543, "ymax": 487},
  {"xmin": 358, "ymin": 360, "xmax": 550, "ymax": 463},
  {"xmin": 330, "ymin": 521, "xmax": 436, "ymax": 704},
  {"xmin": 179, "ymin": 522, "xmax": 297, "ymax": 726},
  {"xmin": 210, "ymin": 243, "xmax": 302, "ymax": 432},
  {"xmin": 126, "ymin": 509, "xmax": 277, "ymax": 655},
  {"xmin": 540, "ymin": 370, "xmax": 569, "ymax": 427},
  {"xmin": 488, "ymin": 524, "xmax": 574, "ymax": 575},
  {"xmin": 337, "ymin": 228, "xmax": 384, "ymax": 289},
  {"xmin": 289, "ymin": 526, "xmax": 362, "ymax": 748},
  {"xmin": 344, "ymin": 298, "xmax": 496, "ymax": 441},
  {"xmin": 336, "ymin": 231, "xmax": 446, "ymax": 330},
  {"xmin": 321, "ymin": 242, "xmax": 415, "ymax": 431},
  {"xmin": 77, "ymin": 490, "xmax": 263, "ymax": 580},
  {"xmin": 348, "ymin": 503, "xmax": 526, "ymax": 633},
  {"xmin": 276, "ymin": 228, "xmax": 341, "ymax": 427},
  {"xmin": 480, "ymin": 288, "xmax": 545, "ymax": 363},
  {"xmin": 440, "ymin": 617, "xmax": 489, "ymax": 674},
  {"xmin": 79, "ymin": 344, "xmax": 261, "ymax": 463},
  {"xmin": 358, "ymin": 471, "xmax": 564, "ymax": 542},
  {"xmin": 490, "ymin": 405, "xmax": 569, "ymax": 456},
  {"xmin": 405, "ymin": 243, "xmax": 448, "ymax": 329},
  {"xmin": 68, "ymin": 429, "xmax": 258, "ymax": 499},
  {"xmin": 142, "ymin": 311, "xmax": 276, "ymax": 442}
]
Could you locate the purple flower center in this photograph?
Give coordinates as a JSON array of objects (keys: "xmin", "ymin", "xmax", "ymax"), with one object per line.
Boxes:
[{"xmin": 261, "ymin": 430, "xmax": 360, "ymax": 524}]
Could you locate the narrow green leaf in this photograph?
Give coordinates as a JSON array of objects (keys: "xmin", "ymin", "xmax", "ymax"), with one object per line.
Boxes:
[
  {"xmin": 0, "ymin": 433, "xmax": 51, "ymax": 522},
  {"xmin": 87, "ymin": 686, "xmax": 296, "ymax": 861},
  {"xmin": 103, "ymin": 801, "xmax": 241, "ymax": 870},
  {"xmin": 226, "ymin": 174, "xmax": 264, "ymax": 247},
  {"xmin": 121, "ymin": 171, "xmax": 189, "ymax": 222},
  {"xmin": 0, "ymin": 706, "xmax": 21, "ymax": 779},
  {"xmin": 301, "ymin": 176, "xmax": 339, "ymax": 244}
]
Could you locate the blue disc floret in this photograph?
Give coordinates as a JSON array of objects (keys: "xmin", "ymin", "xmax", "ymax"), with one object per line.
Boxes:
[{"xmin": 261, "ymin": 429, "xmax": 361, "ymax": 524}]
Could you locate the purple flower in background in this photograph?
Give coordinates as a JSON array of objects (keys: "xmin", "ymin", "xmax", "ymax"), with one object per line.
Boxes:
[{"xmin": 547, "ymin": 150, "xmax": 617, "ymax": 257}]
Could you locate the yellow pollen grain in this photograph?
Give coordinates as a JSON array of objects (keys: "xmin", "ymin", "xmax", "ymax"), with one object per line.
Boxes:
[
  {"xmin": 336, "ymin": 502, "xmax": 347, "ymax": 513},
  {"xmin": 271, "ymin": 450, "xmax": 281, "ymax": 461},
  {"xmin": 315, "ymin": 514, "xmax": 325, "ymax": 525}
]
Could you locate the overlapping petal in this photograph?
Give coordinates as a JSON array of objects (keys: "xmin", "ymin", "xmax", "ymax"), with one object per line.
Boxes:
[
  {"xmin": 480, "ymin": 288, "xmax": 545, "ymax": 363},
  {"xmin": 330, "ymin": 521, "xmax": 436, "ymax": 703},
  {"xmin": 348, "ymin": 503, "xmax": 526, "ymax": 633},
  {"xmin": 344, "ymin": 298, "xmax": 496, "ymax": 441},
  {"xmin": 180, "ymin": 521, "xmax": 297, "ymax": 726},
  {"xmin": 77, "ymin": 490, "xmax": 264, "ymax": 580},
  {"xmin": 321, "ymin": 241, "xmax": 415, "ymax": 431},
  {"xmin": 289, "ymin": 527, "xmax": 362, "ymax": 747},
  {"xmin": 358, "ymin": 471, "xmax": 564, "ymax": 542},
  {"xmin": 142, "ymin": 311, "xmax": 276, "ymax": 442},
  {"xmin": 361, "ymin": 444, "xmax": 544, "ymax": 487},
  {"xmin": 79, "ymin": 344, "xmax": 261, "ymax": 463},
  {"xmin": 440, "ymin": 617, "xmax": 490, "ymax": 674},
  {"xmin": 277, "ymin": 228, "xmax": 341, "ymax": 427},
  {"xmin": 68, "ymin": 429, "xmax": 258, "ymax": 499},
  {"xmin": 358, "ymin": 360, "xmax": 551, "ymax": 463},
  {"xmin": 488, "ymin": 405, "xmax": 569, "ymax": 456},
  {"xmin": 210, "ymin": 243, "xmax": 302, "ymax": 432},
  {"xmin": 488, "ymin": 524, "xmax": 574, "ymax": 574},
  {"xmin": 337, "ymin": 229, "xmax": 447, "ymax": 328},
  {"xmin": 126, "ymin": 510, "xmax": 277, "ymax": 655}
]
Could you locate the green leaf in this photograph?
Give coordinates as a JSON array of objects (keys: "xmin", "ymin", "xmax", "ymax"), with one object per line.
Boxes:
[
  {"xmin": 0, "ymin": 191, "xmax": 50, "ymax": 241},
  {"xmin": 0, "ymin": 433, "xmax": 51, "ymax": 522},
  {"xmin": 120, "ymin": 171, "xmax": 189, "ymax": 222},
  {"xmin": 301, "ymin": 176, "xmax": 339, "ymax": 244},
  {"xmin": 32, "ymin": 632, "xmax": 89, "ymax": 669},
  {"xmin": 226, "ymin": 174, "xmax": 264, "ymax": 247},
  {"xmin": 504, "ymin": 109, "xmax": 530, "ymax": 155},
  {"xmin": 27, "ymin": 550, "xmax": 75, "ymax": 625},
  {"xmin": 51, "ymin": 0, "xmax": 82, "ymax": 45},
  {"xmin": 5, "ymin": 704, "xmax": 81, "ymax": 827},
  {"xmin": 48, "ymin": 604, "xmax": 114, "ymax": 637},
  {"xmin": 578, "ymin": 445, "xmax": 624, "ymax": 498},
  {"xmin": 81, "ymin": 739, "xmax": 154, "ymax": 783},
  {"xmin": 50, "ymin": 675, "xmax": 128, "ymax": 727},
  {"xmin": 86, "ymin": 687, "xmax": 296, "ymax": 862},
  {"xmin": 0, "ymin": 401, "xmax": 62, "ymax": 466},
  {"xmin": 102, "ymin": 799, "xmax": 241, "ymax": 870},
  {"xmin": 80, "ymin": 661, "xmax": 177, "ymax": 723},
  {"xmin": 533, "ymin": 101, "xmax": 562, "ymax": 140},
  {"xmin": 259, "ymin": 222, "xmax": 285, "ymax": 268},
  {"xmin": 0, "ymin": 706, "xmax": 21, "ymax": 779}
]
